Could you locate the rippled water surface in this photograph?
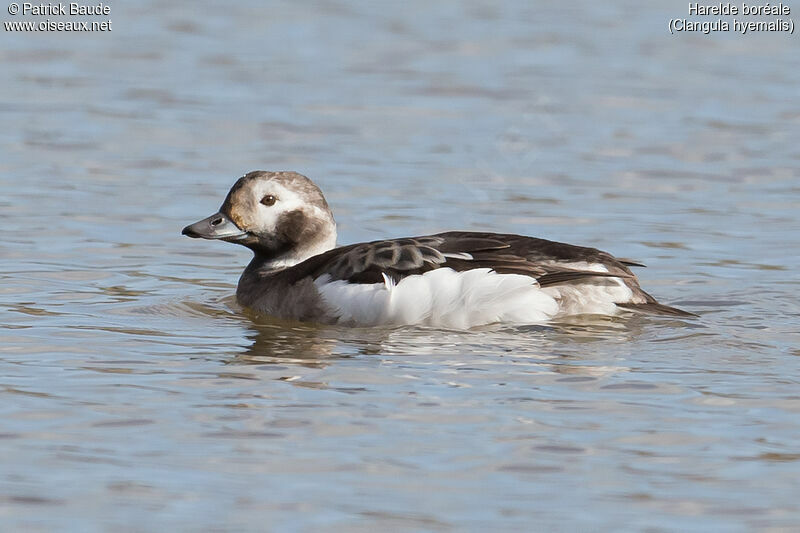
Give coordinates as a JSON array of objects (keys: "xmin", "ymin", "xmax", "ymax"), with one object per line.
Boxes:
[{"xmin": 2, "ymin": 1, "xmax": 800, "ymax": 530}]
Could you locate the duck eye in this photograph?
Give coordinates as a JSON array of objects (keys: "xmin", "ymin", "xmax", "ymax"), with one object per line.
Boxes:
[{"xmin": 260, "ymin": 194, "xmax": 276, "ymax": 206}]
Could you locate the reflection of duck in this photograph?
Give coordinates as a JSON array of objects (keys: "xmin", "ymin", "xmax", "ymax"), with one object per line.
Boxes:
[
  {"xmin": 230, "ymin": 318, "xmax": 340, "ymax": 366},
  {"xmin": 233, "ymin": 311, "xmax": 430, "ymax": 366},
  {"xmin": 233, "ymin": 313, "xmax": 650, "ymax": 364},
  {"xmin": 183, "ymin": 171, "xmax": 694, "ymax": 328}
]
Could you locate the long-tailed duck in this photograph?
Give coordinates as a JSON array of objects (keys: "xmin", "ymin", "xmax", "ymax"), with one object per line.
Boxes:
[{"xmin": 182, "ymin": 171, "xmax": 693, "ymax": 327}]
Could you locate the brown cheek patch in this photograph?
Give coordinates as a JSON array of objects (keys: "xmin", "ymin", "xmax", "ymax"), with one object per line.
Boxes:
[{"xmin": 278, "ymin": 210, "xmax": 322, "ymax": 244}]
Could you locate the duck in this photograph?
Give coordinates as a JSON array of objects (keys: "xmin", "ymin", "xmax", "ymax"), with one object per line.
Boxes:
[{"xmin": 182, "ymin": 171, "xmax": 694, "ymax": 328}]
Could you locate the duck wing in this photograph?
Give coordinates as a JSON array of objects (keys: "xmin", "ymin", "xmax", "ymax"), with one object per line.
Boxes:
[{"xmin": 292, "ymin": 231, "xmax": 634, "ymax": 287}]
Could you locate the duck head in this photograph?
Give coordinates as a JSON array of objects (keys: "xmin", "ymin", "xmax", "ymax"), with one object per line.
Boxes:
[{"xmin": 182, "ymin": 171, "xmax": 337, "ymax": 268}]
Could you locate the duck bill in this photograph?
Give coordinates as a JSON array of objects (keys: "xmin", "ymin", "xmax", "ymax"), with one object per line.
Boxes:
[{"xmin": 181, "ymin": 212, "xmax": 248, "ymax": 241}]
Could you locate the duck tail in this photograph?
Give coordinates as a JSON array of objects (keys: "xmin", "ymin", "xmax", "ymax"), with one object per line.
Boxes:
[{"xmin": 616, "ymin": 302, "xmax": 697, "ymax": 317}]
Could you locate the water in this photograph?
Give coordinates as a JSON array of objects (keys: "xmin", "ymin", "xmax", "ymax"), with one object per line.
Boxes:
[{"xmin": 2, "ymin": 1, "xmax": 800, "ymax": 530}]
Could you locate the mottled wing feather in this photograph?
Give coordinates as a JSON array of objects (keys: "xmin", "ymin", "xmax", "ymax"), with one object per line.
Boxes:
[
  {"xmin": 295, "ymin": 231, "xmax": 635, "ymax": 288},
  {"xmin": 324, "ymin": 239, "xmax": 447, "ymax": 279}
]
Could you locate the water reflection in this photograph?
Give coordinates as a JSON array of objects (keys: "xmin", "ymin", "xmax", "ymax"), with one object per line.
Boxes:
[
  {"xmin": 226, "ymin": 307, "xmax": 666, "ymax": 382},
  {"xmin": 232, "ymin": 319, "xmax": 341, "ymax": 365}
]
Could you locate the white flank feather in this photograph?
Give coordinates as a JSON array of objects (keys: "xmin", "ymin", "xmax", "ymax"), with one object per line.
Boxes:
[
  {"xmin": 314, "ymin": 268, "xmax": 561, "ymax": 328},
  {"xmin": 541, "ymin": 262, "xmax": 635, "ymax": 317}
]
